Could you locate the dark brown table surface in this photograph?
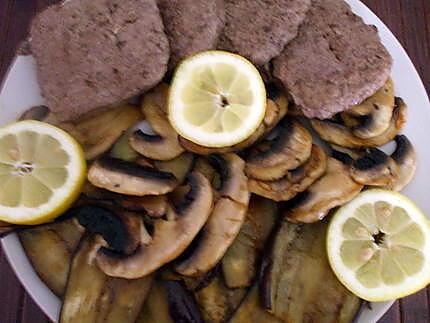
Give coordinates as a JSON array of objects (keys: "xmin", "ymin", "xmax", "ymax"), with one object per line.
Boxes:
[{"xmin": 0, "ymin": 0, "xmax": 429, "ymax": 322}]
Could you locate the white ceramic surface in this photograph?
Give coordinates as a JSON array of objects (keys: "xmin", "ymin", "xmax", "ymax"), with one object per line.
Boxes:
[{"xmin": 1, "ymin": 1, "xmax": 429, "ymax": 322}]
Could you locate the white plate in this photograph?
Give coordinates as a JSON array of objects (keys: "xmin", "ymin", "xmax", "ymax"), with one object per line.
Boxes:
[{"xmin": 1, "ymin": 0, "xmax": 429, "ymax": 322}]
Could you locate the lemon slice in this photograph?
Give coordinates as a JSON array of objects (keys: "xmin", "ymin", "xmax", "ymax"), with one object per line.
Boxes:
[
  {"xmin": 327, "ymin": 189, "xmax": 430, "ymax": 302},
  {"xmin": 168, "ymin": 51, "xmax": 266, "ymax": 147},
  {"xmin": 0, "ymin": 121, "xmax": 86, "ymax": 225}
]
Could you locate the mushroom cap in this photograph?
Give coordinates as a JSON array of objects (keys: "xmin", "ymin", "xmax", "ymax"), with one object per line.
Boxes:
[
  {"xmin": 350, "ymin": 148, "xmax": 399, "ymax": 186},
  {"xmin": 385, "ymin": 135, "xmax": 417, "ymax": 191},
  {"xmin": 66, "ymin": 205, "xmax": 144, "ymax": 255},
  {"xmin": 246, "ymin": 119, "xmax": 313, "ymax": 181},
  {"xmin": 96, "ymin": 172, "xmax": 213, "ymax": 279},
  {"xmin": 175, "ymin": 153, "xmax": 250, "ymax": 276},
  {"xmin": 311, "ymin": 97, "xmax": 407, "ymax": 148},
  {"xmin": 129, "ymin": 84, "xmax": 184, "ymax": 161},
  {"xmin": 87, "ymin": 156, "xmax": 178, "ymax": 196},
  {"xmin": 341, "ymin": 79, "xmax": 395, "ymax": 139},
  {"xmin": 249, "ymin": 145, "xmax": 327, "ymax": 201},
  {"xmin": 284, "ymin": 157, "xmax": 363, "ymax": 223}
]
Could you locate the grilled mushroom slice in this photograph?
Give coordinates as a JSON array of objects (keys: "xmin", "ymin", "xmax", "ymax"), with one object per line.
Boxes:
[
  {"xmin": 179, "ymin": 97, "xmax": 288, "ymax": 155},
  {"xmin": 96, "ymin": 172, "xmax": 213, "ymax": 279},
  {"xmin": 350, "ymin": 148, "xmax": 399, "ymax": 186},
  {"xmin": 245, "ymin": 119, "xmax": 312, "ymax": 181},
  {"xmin": 119, "ymin": 195, "xmax": 168, "ymax": 218},
  {"xmin": 88, "ymin": 157, "xmax": 178, "ymax": 196},
  {"xmin": 311, "ymin": 97, "xmax": 407, "ymax": 148},
  {"xmin": 67, "ymin": 205, "xmax": 144, "ymax": 255},
  {"xmin": 129, "ymin": 84, "xmax": 184, "ymax": 161},
  {"xmin": 259, "ymin": 221, "xmax": 361, "ymax": 322},
  {"xmin": 384, "ymin": 135, "xmax": 417, "ymax": 191},
  {"xmin": 284, "ymin": 157, "xmax": 363, "ymax": 223},
  {"xmin": 341, "ymin": 79, "xmax": 395, "ymax": 138},
  {"xmin": 341, "ymin": 135, "xmax": 416, "ymax": 191},
  {"xmin": 175, "ymin": 154, "xmax": 250, "ymax": 277},
  {"xmin": 76, "ymin": 105, "xmax": 142, "ymax": 160},
  {"xmin": 249, "ymin": 145, "xmax": 327, "ymax": 201}
]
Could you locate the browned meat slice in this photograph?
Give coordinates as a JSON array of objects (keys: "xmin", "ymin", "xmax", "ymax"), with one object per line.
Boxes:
[
  {"xmin": 158, "ymin": 0, "xmax": 225, "ymax": 68},
  {"xmin": 273, "ymin": 0, "xmax": 392, "ymax": 119},
  {"xmin": 218, "ymin": 0, "xmax": 311, "ymax": 65},
  {"xmin": 29, "ymin": 0, "xmax": 169, "ymax": 121}
]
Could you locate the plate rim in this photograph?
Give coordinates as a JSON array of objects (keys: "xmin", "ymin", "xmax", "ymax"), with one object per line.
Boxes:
[{"xmin": 1, "ymin": 0, "xmax": 429, "ymax": 322}]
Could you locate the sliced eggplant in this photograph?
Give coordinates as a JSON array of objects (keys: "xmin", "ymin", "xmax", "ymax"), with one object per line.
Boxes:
[
  {"xmin": 311, "ymin": 97, "xmax": 407, "ymax": 148},
  {"xmin": 248, "ymin": 145, "xmax": 327, "ymax": 201},
  {"xmin": 175, "ymin": 154, "xmax": 250, "ymax": 277},
  {"xmin": 110, "ymin": 132, "xmax": 139, "ymax": 162},
  {"xmin": 19, "ymin": 219, "xmax": 83, "ymax": 296},
  {"xmin": 260, "ymin": 221, "xmax": 361, "ymax": 322},
  {"xmin": 136, "ymin": 281, "xmax": 174, "ymax": 323},
  {"xmin": 97, "ymin": 277, "xmax": 153, "ymax": 323},
  {"xmin": 129, "ymin": 84, "xmax": 184, "ymax": 161},
  {"xmin": 245, "ymin": 119, "xmax": 313, "ymax": 181},
  {"xmin": 195, "ymin": 275, "xmax": 247, "ymax": 323},
  {"xmin": 60, "ymin": 236, "xmax": 152, "ymax": 323},
  {"xmin": 137, "ymin": 280, "xmax": 203, "ymax": 323},
  {"xmin": 154, "ymin": 152, "xmax": 195, "ymax": 183},
  {"xmin": 230, "ymin": 285, "xmax": 282, "ymax": 323},
  {"xmin": 88, "ymin": 156, "xmax": 178, "ymax": 196},
  {"xmin": 222, "ymin": 196, "xmax": 278, "ymax": 288}
]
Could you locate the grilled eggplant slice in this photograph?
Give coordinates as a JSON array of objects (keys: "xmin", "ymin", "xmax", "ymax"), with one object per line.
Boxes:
[
  {"xmin": 222, "ymin": 196, "xmax": 277, "ymax": 288},
  {"xmin": 195, "ymin": 275, "xmax": 247, "ymax": 323},
  {"xmin": 110, "ymin": 132, "xmax": 139, "ymax": 162},
  {"xmin": 137, "ymin": 281, "xmax": 174, "ymax": 323},
  {"xmin": 260, "ymin": 221, "xmax": 361, "ymax": 322},
  {"xmin": 60, "ymin": 237, "xmax": 152, "ymax": 323},
  {"xmin": 19, "ymin": 219, "xmax": 83, "ymax": 296},
  {"xmin": 137, "ymin": 280, "xmax": 204, "ymax": 323},
  {"xmin": 230, "ymin": 285, "xmax": 281, "ymax": 323},
  {"xmin": 154, "ymin": 152, "xmax": 195, "ymax": 183}
]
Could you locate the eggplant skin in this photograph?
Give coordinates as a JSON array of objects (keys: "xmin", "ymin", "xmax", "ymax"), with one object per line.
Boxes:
[
  {"xmin": 165, "ymin": 281, "xmax": 204, "ymax": 323},
  {"xmin": 259, "ymin": 221, "xmax": 361, "ymax": 322}
]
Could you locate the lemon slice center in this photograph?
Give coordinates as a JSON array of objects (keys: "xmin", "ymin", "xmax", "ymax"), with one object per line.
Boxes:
[
  {"xmin": 181, "ymin": 64, "xmax": 254, "ymax": 134},
  {"xmin": 340, "ymin": 201, "xmax": 425, "ymax": 288},
  {"xmin": 0, "ymin": 130, "xmax": 70, "ymax": 209}
]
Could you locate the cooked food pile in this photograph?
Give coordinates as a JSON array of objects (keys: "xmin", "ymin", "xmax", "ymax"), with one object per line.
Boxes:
[{"xmin": 0, "ymin": 0, "xmax": 429, "ymax": 322}]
